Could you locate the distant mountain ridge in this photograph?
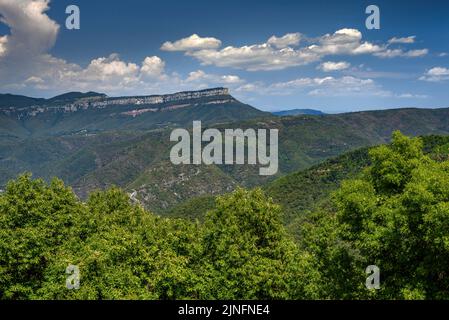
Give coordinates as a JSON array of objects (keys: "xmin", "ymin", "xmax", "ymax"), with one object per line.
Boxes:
[
  {"xmin": 0, "ymin": 87, "xmax": 232, "ymax": 113},
  {"xmin": 47, "ymin": 91, "xmax": 107, "ymax": 104},
  {"xmin": 0, "ymin": 87, "xmax": 269, "ymax": 137},
  {"xmin": 273, "ymin": 109, "xmax": 325, "ymax": 116},
  {"xmin": 0, "ymin": 93, "xmax": 46, "ymax": 109}
]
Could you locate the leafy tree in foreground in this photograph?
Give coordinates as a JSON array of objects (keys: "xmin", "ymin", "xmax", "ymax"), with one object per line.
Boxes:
[
  {"xmin": 200, "ymin": 188, "xmax": 320, "ymax": 299},
  {"xmin": 0, "ymin": 174, "xmax": 83, "ymax": 299},
  {"xmin": 37, "ymin": 187, "xmax": 203, "ymax": 299},
  {"xmin": 332, "ymin": 131, "xmax": 449, "ymax": 299},
  {"xmin": 1, "ymin": 176, "xmax": 316, "ymax": 299}
]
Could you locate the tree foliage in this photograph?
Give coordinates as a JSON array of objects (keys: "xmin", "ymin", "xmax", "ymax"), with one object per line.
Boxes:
[
  {"xmin": 0, "ymin": 178, "xmax": 317, "ymax": 299},
  {"xmin": 328, "ymin": 131, "xmax": 449, "ymax": 299},
  {"xmin": 1, "ymin": 132, "xmax": 448, "ymax": 300}
]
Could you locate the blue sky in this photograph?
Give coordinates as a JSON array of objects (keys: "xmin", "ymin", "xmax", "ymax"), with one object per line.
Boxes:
[{"xmin": 0, "ymin": 0, "xmax": 448, "ymax": 113}]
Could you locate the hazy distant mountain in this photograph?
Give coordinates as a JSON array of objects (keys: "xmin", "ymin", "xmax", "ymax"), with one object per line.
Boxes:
[
  {"xmin": 0, "ymin": 93, "xmax": 46, "ymax": 109},
  {"xmin": 47, "ymin": 91, "xmax": 107, "ymax": 103},
  {"xmin": 0, "ymin": 91, "xmax": 107, "ymax": 109},
  {"xmin": 272, "ymin": 109, "xmax": 325, "ymax": 116}
]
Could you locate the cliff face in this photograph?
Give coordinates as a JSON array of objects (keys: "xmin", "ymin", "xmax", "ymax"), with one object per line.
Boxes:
[
  {"xmin": 0, "ymin": 86, "xmax": 266, "ymax": 138},
  {"xmin": 0, "ymin": 87, "xmax": 232, "ymax": 118},
  {"xmin": 97, "ymin": 87, "xmax": 230, "ymax": 107}
]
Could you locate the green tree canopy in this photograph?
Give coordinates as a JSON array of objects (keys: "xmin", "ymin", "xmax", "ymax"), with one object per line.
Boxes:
[
  {"xmin": 333, "ymin": 131, "xmax": 449, "ymax": 299},
  {"xmin": 200, "ymin": 188, "xmax": 320, "ymax": 299}
]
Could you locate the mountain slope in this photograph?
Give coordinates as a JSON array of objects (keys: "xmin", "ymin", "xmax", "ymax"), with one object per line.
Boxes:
[
  {"xmin": 166, "ymin": 135, "xmax": 449, "ymax": 223},
  {"xmin": 31, "ymin": 107, "xmax": 449, "ymax": 212}
]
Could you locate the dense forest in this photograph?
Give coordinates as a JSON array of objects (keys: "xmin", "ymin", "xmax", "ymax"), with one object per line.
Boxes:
[{"xmin": 1, "ymin": 132, "xmax": 448, "ymax": 299}]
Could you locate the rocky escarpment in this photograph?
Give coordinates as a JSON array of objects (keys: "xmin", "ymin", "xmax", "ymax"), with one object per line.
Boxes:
[{"xmin": 0, "ymin": 87, "xmax": 232, "ymax": 118}]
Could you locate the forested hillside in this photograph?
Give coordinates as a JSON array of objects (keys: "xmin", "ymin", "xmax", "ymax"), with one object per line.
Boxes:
[
  {"xmin": 3, "ymin": 105, "xmax": 449, "ymax": 213},
  {"xmin": 167, "ymin": 135, "xmax": 449, "ymax": 224}
]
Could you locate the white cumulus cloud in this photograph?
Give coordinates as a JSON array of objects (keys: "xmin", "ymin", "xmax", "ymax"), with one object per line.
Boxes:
[
  {"xmin": 236, "ymin": 75, "xmax": 390, "ymax": 98},
  {"xmin": 0, "ymin": 0, "xmax": 59, "ymax": 58},
  {"xmin": 388, "ymin": 36, "xmax": 416, "ymax": 44},
  {"xmin": 186, "ymin": 70, "xmax": 243, "ymax": 86},
  {"xmin": 318, "ymin": 61, "xmax": 350, "ymax": 72},
  {"xmin": 0, "ymin": 35, "xmax": 7, "ymax": 56},
  {"xmin": 395, "ymin": 93, "xmax": 428, "ymax": 99},
  {"xmin": 188, "ymin": 43, "xmax": 321, "ymax": 71},
  {"xmin": 267, "ymin": 33, "xmax": 301, "ymax": 48},
  {"xmin": 140, "ymin": 56, "xmax": 166, "ymax": 79},
  {"xmin": 374, "ymin": 48, "xmax": 428, "ymax": 58},
  {"xmin": 419, "ymin": 67, "xmax": 449, "ymax": 82},
  {"xmin": 161, "ymin": 34, "xmax": 222, "ymax": 51},
  {"xmin": 175, "ymin": 28, "xmax": 428, "ymax": 72},
  {"xmin": 308, "ymin": 28, "xmax": 381, "ymax": 56},
  {"xmin": 187, "ymin": 28, "xmax": 385, "ymax": 71},
  {"xmin": 0, "ymin": 0, "xmax": 61, "ymax": 84},
  {"xmin": 83, "ymin": 54, "xmax": 139, "ymax": 79}
]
